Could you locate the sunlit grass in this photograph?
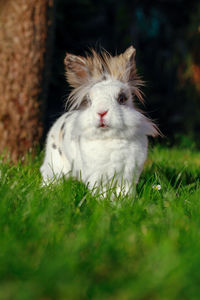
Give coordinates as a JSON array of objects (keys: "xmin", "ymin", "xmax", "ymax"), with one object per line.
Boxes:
[{"xmin": 0, "ymin": 145, "xmax": 200, "ymax": 300}]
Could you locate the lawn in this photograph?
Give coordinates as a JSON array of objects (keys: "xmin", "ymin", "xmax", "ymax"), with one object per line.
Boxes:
[{"xmin": 0, "ymin": 145, "xmax": 200, "ymax": 300}]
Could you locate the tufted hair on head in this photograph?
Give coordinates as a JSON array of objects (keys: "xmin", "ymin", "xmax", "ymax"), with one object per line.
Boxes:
[{"xmin": 64, "ymin": 46, "xmax": 144, "ymax": 110}]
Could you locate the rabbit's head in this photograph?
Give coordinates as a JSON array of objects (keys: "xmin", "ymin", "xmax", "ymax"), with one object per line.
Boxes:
[{"xmin": 64, "ymin": 46, "xmax": 159, "ymax": 139}]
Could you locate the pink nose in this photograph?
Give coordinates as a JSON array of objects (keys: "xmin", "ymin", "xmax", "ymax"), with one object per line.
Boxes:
[{"xmin": 98, "ymin": 111, "xmax": 108, "ymax": 118}]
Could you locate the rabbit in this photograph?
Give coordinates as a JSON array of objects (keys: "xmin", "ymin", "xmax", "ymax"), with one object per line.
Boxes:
[{"xmin": 40, "ymin": 46, "xmax": 159, "ymax": 195}]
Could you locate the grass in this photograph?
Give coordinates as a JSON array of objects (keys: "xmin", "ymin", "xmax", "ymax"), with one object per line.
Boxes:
[{"xmin": 0, "ymin": 144, "xmax": 200, "ymax": 300}]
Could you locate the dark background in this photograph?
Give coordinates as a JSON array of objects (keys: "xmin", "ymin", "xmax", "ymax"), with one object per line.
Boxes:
[{"xmin": 46, "ymin": 0, "xmax": 200, "ymax": 146}]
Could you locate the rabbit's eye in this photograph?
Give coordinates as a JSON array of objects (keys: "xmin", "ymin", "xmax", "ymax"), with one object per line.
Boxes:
[
  {"xmin": 118, "ymin": 93, "xmax": 127, "ymax": 105},
  {"xmin": 81, "ymin": 99, "xmax": 88, "ymax": 106},
  {"xmin": 81, "ymin": 95, "xmax": 91, "ymax": 108}
]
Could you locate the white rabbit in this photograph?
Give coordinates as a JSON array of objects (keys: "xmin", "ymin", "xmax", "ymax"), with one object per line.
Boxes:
[{"xmin": 40, "ymin": 46, "xmax": 159, "ymax": 195}]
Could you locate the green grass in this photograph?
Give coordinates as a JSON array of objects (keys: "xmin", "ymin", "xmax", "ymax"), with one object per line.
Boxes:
[{"xmin": 0, "ymin": 145, "xmax": 200, "ymax": 300}]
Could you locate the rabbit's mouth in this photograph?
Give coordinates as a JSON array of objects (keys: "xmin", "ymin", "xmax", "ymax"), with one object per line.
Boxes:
[
  {"xmin": 98, "ymin": 121, "xmax": 109, "ymax": 129},
  {"xmin": 100, "ymin": 123, "xmax": 107, "ymax": 128}
]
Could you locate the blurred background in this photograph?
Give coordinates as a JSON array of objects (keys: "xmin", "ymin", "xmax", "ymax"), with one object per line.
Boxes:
[
  {"xmin": 48, "ymin": 0, "xmax": 200, "ymax": 146},
  {"xmin": 0, "ymin": 0, "xmax": 199, "ymax": 161}
]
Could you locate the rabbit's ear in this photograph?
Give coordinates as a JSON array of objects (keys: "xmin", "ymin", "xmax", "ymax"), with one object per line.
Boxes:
[
  {"xmin": 121, "ymin": 46, "xmax": 137, "ymax": 81},
  {"xmin": 123, "ymin": 45, "xmax": 136, "ymax": 61},
  {"xmin": 64, "ymin": 53, "xmax": 90, "ymax": 88}
]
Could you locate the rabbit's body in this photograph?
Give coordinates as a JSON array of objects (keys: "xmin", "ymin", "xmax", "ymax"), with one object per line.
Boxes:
[
  {"xmin": 41, "ymin": 109, "xmax": 148, "ymax": 192},
  {"xmin": 41, "ymin": 47, "xmax": 159, "ymax": 194}
]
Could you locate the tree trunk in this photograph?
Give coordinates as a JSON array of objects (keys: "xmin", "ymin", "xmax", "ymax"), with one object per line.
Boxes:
[{"xmin": 0, "ymin": 0, "xmax": 54, "ymax": 162}]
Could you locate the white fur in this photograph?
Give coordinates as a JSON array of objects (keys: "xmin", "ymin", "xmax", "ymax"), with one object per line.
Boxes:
[{"xmin": 41, "ymin": 78, "xmax": 156, "ymax": 194}]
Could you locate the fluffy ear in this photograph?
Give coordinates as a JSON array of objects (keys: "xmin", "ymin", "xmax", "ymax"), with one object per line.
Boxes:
[
  {"xmin": 64, "ymin": 53, "xmax": 90, "ymax": 88},
  {"xmin": 121, "ymin": 45, "xmax": 137, "ymax": 81},
  {"xmin": 123, "ymin": 45, "xmax": 136, "ymax": 61}
]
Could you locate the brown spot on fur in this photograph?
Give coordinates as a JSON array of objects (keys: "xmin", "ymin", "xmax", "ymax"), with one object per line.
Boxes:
[
  {"xmin": 59, "ymin": 122, "xmax": 67, "ymax": 142},
  {"xmin": 58, "ymin": 148, "xmax": 62, "ymax": 155},
  {"xmin": 52, "ymin": 143, "xmax": 57, "ymax": 149},
  {"xmin": 61, "ymin": 122, "xmax": 65, "ymax": 131},
  {"xmin": 59, "ymin": 126, "xmax": 65, "ymax": 142}
]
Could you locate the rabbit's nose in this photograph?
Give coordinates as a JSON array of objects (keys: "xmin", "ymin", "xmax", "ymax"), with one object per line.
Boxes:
[{"xmin": 98, "ymin": 111, "xmax": 108, "ymax": 118}]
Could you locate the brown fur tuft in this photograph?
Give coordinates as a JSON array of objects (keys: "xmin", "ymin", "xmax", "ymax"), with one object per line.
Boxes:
[{"xmin": 64, "ymin": 46, "xmax": 145, "ymax": 108}]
